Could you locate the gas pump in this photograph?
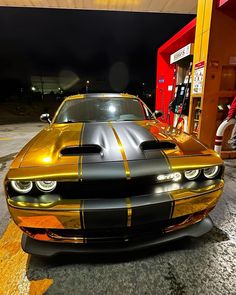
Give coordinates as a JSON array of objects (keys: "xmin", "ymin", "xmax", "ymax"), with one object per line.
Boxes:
[{"xmin": 169, "ymin": 60, "xmax": 192, "ymax": 131}]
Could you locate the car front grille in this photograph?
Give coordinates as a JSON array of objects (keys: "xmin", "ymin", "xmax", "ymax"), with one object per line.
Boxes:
[{"xmin": 57, "ymin": 178, "xmax": 157, "ymax": 199}]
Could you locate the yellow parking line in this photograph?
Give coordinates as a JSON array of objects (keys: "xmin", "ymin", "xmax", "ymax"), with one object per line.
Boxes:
[
  {"xmin": 0, "ymin": 221, "xmax": 53, "ymax": 295},
  {"xmin": 0, "ymin": 138, "xmax": 13, "ymax": 140}
]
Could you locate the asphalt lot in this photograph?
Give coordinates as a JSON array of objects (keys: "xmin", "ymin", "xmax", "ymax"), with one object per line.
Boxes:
[{"xmin": 0, "ymin": 123, "xmax": 236, "ymax": 295}]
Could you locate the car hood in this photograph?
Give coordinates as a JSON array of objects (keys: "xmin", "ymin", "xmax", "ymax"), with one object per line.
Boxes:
[{"xmin": 16, "ymin": 120, "xmax": 208, "ymax": 169}]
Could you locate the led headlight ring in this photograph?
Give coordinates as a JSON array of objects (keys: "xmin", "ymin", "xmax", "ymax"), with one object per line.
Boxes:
[
  {"xmin": 184, "ymin": 169, "xmax": 201, "ymax": 180},
  {"xmin": 11, "ymin": 181, "xmax": 33, "ymax": 194},
  {"xmin": 36, "ymin": 181, "xmax": 57, "ymax": 192},
  {"xmin": 203, "ymin": 166, "xmax": 220, "ymax": 179}
]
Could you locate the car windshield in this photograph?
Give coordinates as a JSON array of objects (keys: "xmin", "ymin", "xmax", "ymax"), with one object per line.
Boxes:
[{"xmin": 54, "ymin": 97, "xmax": 150, "ymax": 123}]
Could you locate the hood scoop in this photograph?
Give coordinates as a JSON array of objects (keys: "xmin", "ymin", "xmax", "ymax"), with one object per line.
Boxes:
[
  {"xmin": 140, "ymin": 140, "xmax": 176, "ymax": 151},
  {"xmin": 60, "ymin": 145, "xmax": 102, "ymax": 156}
]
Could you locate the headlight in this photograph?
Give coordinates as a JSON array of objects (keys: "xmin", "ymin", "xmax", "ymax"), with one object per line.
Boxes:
[
  {"xmin": 35, "ymin": 181, "xmax": 57, "ymax": 192},
  {"xmin": 184, "ymin": 169, "xmax": 201, "ymax": 180},
  {"xmin": 11, "ymin": 181, "xmax": 33, "ymax": 194},
  {"xmin": 203, "ymin": 166, "xmax": 220, "ymax": 179}
]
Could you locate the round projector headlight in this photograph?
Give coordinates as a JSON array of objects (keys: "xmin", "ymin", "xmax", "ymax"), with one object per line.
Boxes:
[
  {"xmin": 203, "ymin": 166, "xmax": 220, "ymax": 179},
  {"xmin": 184, "ymin": 169, "xmax": 201, "ymax": 180},
  {"xmin": 11, "ymin": 181, "xmax": 33, "ymax": 194},
  {"xmin": 36, "ymin": 181, "xmax": 57, "ymax": 192}
]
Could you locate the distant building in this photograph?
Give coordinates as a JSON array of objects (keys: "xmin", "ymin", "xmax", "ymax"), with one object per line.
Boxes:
[{"xmin": 31, "ymin": 76, "xmax": 62, "ymax": 94}]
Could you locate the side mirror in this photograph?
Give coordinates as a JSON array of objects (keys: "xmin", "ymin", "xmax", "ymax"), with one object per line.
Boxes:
[
  {"xmin": 40, "ymin": 113, "xmax": 51, "ymax": 124},
  {"xmin": 153, "ymin": 110, "xmax": 163, "ymax": 119}
]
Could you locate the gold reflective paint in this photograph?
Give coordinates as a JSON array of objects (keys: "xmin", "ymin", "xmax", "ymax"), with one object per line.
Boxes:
[
  {"xmin": 0, "ymin": 221, "xmax": 53, "ymax": 295},
  {"xmin": 8, "ymin": 204, "xmax": 82, "ymax": 229},
  {"xmin": 7, "ymin": 165, "xmax": 79, "ymax": 181},
  {"xmin": 171, "ymin": 181, "xmax": 224, "ymax": 218},
  {"xmin": 18, "ymin": 123, "xmax": 84, "ymax": 168}
]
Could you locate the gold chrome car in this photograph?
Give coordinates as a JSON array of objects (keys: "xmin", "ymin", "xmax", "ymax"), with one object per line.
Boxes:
[{"xmin": 4, "ymin": 93, "xmax": 224, "ymax": 256}]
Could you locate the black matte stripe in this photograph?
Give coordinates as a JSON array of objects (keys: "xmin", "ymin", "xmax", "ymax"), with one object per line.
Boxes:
[
  {"xmin": 108, "ymin": 122, "xmax": 131, "ymax": 180},
  {"xmin": 112, "ymin": 122, "xmax": 171, "ymax": 176},
  {"xmin": 81, "ymin": 122, "xmax": 131, "ymax": 180},
  {"xmin": 82, "ymin": 159, "xmax": 171, "ymax": 180},
  {"xmin": 80, "ymin": 122, "xmax": 123, "ymax": 162},
  {"xmin": 82, "ymin": 192, "xmax": 173, "ymax": 230},
  {"xmin": 80, "ymin": 123, "xmax": 127, "ymax": 180},
  {"xmin": 82, "ymin": 162, "xmax": 127, "ymax": 180},
  {"xmin": 131, "ymin": 193, "xmax": 173, "ymax": 226},
  {"xmin": 83, "ymin": 198, "xmax": 127, "ymax": 229},
  {"xmin": 128, "ymin": 159, "xmax": 171, "ymax": 178},
  {"xmin": 111, "ymin": 122, "xmax": 155, "ymax": 160}
]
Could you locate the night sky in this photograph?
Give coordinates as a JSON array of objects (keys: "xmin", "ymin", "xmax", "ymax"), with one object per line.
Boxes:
[{"xmin": 0, "ymin": 7, "xmax": 195, "ymax": 92}]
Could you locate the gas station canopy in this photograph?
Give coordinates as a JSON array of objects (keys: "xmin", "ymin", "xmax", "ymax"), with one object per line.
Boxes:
[{"xmin": 0, "ymin": 0, "xmax": 197, "ymax": 14}]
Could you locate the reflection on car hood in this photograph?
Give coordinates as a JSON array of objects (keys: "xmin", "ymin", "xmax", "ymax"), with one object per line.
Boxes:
[{"xmin": 15, "ymin": 120, "xmax": 207, "ymax": 168}]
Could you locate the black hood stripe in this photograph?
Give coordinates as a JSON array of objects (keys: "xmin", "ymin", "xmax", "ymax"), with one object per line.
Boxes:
[
  {"xmin": 78, "ymin": 121, "xmax": 172, "ymax": 181},
  {"xmin": 111, "ymin": 121, "xmax": 155, "ymax": 160},
  {"xmin": 108, "ymin": 122, "xmax": 131, "ymax": 180},
  {"xmin": 112, "ymin": 121, "xmax": 171, "ymax": 175},
  {"xmin": 80, "ymin": 122, "xmax": 127, "ymax": 180}
]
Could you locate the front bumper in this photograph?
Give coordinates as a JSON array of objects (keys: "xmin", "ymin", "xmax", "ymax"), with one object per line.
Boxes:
[
  {"xmin": 7, "ymin": 180, "xmax": 224, "ymax": 248},
  {"xmin": 21, "ymin": 217, "xmax": 213, "ymax": 256}
]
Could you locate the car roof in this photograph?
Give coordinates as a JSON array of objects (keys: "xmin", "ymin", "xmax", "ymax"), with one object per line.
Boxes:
[{"xmin": 64, "ymin": 93, "xmax": 139, "ymax": 101}]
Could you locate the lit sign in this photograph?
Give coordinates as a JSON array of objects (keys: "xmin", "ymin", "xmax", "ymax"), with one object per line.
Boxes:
[
  {"xmin": 170, "ymin": 44, "xmax": 193, "ymax": 64},
  {"xmin": 193, "ymin": 61, "xmax": 205, "ymax": 94}
]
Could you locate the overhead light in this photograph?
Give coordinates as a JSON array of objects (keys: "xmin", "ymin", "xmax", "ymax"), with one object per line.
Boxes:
[{"xmin": 108, "ymin": 105, "xmax": 116, "ymax": 113}]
